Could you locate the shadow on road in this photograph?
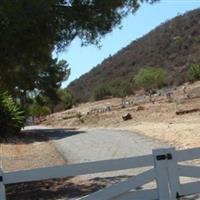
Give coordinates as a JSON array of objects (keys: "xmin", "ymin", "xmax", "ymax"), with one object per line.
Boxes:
[{"xmin": 1, "ymin": 128, "xmax": 85, "ymax": 144}]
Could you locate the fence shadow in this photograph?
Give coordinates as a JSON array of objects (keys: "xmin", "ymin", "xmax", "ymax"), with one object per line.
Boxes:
[
  {"xmin": 5, "ymin": 170, "xmax": 200, "ymax": 200},
  {"xmin": 6, "ymin": 175, "xmax": 133, "ymax": 200},
  {"xmin": 0, "ymin": 128, "xmax": 85, "ymax": 144}
]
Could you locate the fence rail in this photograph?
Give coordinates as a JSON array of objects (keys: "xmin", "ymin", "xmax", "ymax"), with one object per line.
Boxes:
[{"xmin": 1, "ymin": 147, "xmax": 200, "ymax": 200}]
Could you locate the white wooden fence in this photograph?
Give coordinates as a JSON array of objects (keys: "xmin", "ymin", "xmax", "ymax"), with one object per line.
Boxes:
[{"xmin": 1, "ymin": 147, "xmax": 200, "ymax": 200}]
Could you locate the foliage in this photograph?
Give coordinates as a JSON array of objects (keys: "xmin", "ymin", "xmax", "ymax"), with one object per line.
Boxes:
[
  {"xmin": 188, "ymin": 63, "xmax": 200, "ymax": 81},
  {"xmin": 28, "ymin": 102, "xmax": 51, "ymax": 118},
  {"xmin": 57, "ymin": 89, "xmax": 73, "ymax": 110},
  {"xmin": 134, "ymin": 67, "xmax": 167, "ymax": 91},
  {"xmin": 37, "ymin": 59, "xmax": 70, "ymax": 111},
  {"xmin": 0, "ymin": 91, "xmax": 25, "ymax": 136},
  {"xmin": 109, "ymin": 80, "xmax": 134, "ymax": 98},
  {"xmin": 27, "ymin": 88, "xmax": 73, "ymax": 116},
  {"xmin": 93, "ymin": 80, "xmax": 134, "ymax": 100},
  {"xmin": 93, "ymin": 84, "xmax": 111, "ymax": 101}
]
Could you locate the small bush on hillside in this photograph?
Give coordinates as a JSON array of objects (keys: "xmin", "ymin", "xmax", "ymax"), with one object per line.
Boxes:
[
  {"xmin": 93, "ymin": 80, "xmax": 134, "ymax": 101},
  {"xmin": 93, "ymin": 84, "xmax": 111, "ymax": 101},
  {"xmin": 134, "ymin": 67, "xmax": 167, "ymax": 92},
  {"xmin": 0, "ymin": 91, "xmax": 25, "ymax": 137},
  {"xmin": 109, "ymin": 80, "xmax": 134, "ymax": 98},
  {"xmin": 188, "ymin": 63, "xmax": 200, "ymax": 81}
]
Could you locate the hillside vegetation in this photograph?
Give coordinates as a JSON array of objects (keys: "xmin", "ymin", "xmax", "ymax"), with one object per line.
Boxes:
[{"xmin": 68, "ymin": 8, "xmax": 200, "ymax": 102}]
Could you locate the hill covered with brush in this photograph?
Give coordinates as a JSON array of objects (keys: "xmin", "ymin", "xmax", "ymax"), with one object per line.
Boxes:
[{"xmin": 68, "ymin": 8, "xmax": 200, "ymax": 102}]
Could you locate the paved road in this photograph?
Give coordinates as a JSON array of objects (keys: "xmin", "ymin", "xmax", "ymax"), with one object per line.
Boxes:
[
  {"xmin": 54, "ymin": 128, "xmax": 170, "ymax": 178},
  {"xmin": 53, "ymin": 128, "xmax": 168, "ymax": 164}
]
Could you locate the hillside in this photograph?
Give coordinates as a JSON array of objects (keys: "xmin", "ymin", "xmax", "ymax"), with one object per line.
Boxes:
[
  {"xmin": 68, "ymin": 8, "xmax": 200, "ymax": 102},
  {"xmin": 44, "ymin": 80, "xmax": 200, "ymax": 150}
]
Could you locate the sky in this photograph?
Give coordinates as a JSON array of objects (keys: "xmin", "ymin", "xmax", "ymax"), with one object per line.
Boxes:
[{"xmin": 57, "ymin": 0, "xmax": 200, "ymax": 87}]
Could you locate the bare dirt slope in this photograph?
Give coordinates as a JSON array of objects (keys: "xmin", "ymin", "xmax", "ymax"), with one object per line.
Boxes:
[
  {"xmin": 0, "ymin": 126, "xmax": 66, "ymax": 172},
  {"xmin": 43, "ymin": 81, "xmax": 200, "ymax": 150}
]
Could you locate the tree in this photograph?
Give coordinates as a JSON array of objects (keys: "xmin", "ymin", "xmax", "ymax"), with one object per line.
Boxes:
[
  {"xmin": 28, "ymin": 102, "xmax": 51, "ymax": 118},
  {"xmin": 57, "ymin": 89, "xmax": 73, "ymax": 110},
  {"xmin": 29, "ymin": 88, "xmax": 73, "ymax": 115},
  {"xmin": 134, "ymin": 67, "xmax": 167, "ymax": 92},
  {"xmin": 37, "ymin": 59, "xmax": 70, "ymax": 111},
  {"xmin": 0, "ymin": 0, "xmax": 158, "ymax": 96}
]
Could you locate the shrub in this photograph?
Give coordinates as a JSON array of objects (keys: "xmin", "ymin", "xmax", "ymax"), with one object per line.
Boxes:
[
  {"xmin": 0, "ymin": 91, "xmax": 25, "ymax": 136},
  {"xmin": 188, "ymin": 63, "xmax": 200, "ymax": 81},
  {"xmin": 109, "ymin": 80, "xmax": 134, "ymax": 98},
  {"xmin": 93, "ymin": 80, "xmax": 134, "ymax": 101},
  {"xmin": 93, "ymin": 84, "xmax": 111, "ymax": 100},
  {"xmin": 134, "ymin": 67, "xmax": 167, "ymax": 91}
]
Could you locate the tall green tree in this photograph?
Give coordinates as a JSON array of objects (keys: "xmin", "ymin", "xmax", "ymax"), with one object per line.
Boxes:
[{"xmin": 36, "ymin": 59, "xmax": 70, "ymax": 112}]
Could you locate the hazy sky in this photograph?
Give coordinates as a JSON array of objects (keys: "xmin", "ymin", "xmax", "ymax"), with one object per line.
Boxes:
[{"xmin": 57, "ymin": 1, "xmax": 200, "ymax": 87}]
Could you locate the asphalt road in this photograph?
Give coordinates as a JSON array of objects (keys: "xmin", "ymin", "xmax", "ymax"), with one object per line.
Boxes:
[{"xmin": 53, "ymin": 128, "xmax": 168, "ymax": 164}]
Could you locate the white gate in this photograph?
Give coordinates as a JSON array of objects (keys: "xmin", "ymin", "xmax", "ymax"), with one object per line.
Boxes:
[{"xmin": 0, "ymin": 147, "xmax": 200, "ymax": 200}]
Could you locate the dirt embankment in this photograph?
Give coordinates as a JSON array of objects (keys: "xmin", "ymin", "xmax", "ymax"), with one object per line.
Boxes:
[
  {"xmin": 0, "ymin": 128, "xmax": 66, "ymax": 172},
  {"xmin": 43, "ymin": 81, "xmax": 200, "ymax": 150}
]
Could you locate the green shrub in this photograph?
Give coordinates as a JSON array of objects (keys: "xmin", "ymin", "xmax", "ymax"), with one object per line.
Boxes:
[
  {"xmin": 0, "ymin": 91, "xmax": 25, "ymax": 136},
  {"xmin": 188, "ymin": 63, "xmax": 200, "ymax": 81},
  {"xmin": 109, "ymin": 80, "xmax": 134, "ymax": 98},
  {"xmin": 134, "ymin": 67, "xmax": 167, "ymax": 91},
  {"xmin": 93, "ymin": 80, "xmax": 134, "ymax": 101},
  {"xmin": 93, "ymin": 84, "xmax": 111, "ymax": 101}
]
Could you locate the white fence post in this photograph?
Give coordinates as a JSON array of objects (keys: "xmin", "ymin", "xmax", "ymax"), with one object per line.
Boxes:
[
  {"xmin": 153, "ymin": 148, "xmax": 171, "ymax": 200},
  {"xmin": 166, "ymin": 148, "xmax": 181, "ymax": 200},
  {"xmin": 0, "ymin": 169, "xmax": 6, "ymax": 200}
]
